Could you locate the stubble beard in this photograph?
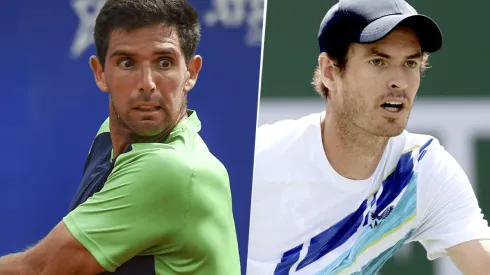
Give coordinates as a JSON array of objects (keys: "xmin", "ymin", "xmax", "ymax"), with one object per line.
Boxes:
[
  {"xmin": 110, "ymin": 93, "xmax": 188, "ymax": 144},
  {"xmin": 339, "ymin": 88, "xmax": 411, "ymax": 139},
  {"xmin": 334, "ymin": 88, "xmax": 392, "ymax": 156},
  {"xmin": 337, "ymin": 89, "xmax": 370, "ymax": 140}
]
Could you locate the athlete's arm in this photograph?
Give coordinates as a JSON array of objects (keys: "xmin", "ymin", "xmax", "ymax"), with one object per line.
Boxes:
[
  {"xmin": 0, "ymin": 221, "xmax": 105, "ymax": 275},
  {"xmin": 447, "ymin": 240, "xmax": 490, "ymax": 275},
  {"xmin": 409, "ymin": 139, "xmax": 490, "ymax": 274},
  {"xmin": 0, "ymin": 149, "xmax": 192, "ymax": 274},
  {"xmin": 61, "ymin": 148, "xmax": 193, "ymax": 272}
]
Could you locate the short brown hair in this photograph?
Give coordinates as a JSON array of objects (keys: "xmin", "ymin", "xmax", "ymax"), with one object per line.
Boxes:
[
  {"xmin": 311, "ymin": 49, "xmax": 431, "ymax": 99},
  {"xmin": 94, "ymin": 0, "xmax": 201, "ymax": 68}
]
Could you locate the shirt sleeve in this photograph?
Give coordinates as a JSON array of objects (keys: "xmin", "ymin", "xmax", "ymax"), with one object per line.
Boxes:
[
  {"xmin": 63, "ymin": 148, "xmax": 193, "ymax": 272},
  {"xmin": 409, "ymin": 139, "xmax": 490, "ymax": 260}
]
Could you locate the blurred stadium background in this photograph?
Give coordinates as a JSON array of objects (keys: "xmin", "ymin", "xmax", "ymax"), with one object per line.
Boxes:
[
  {"xmin": 258, "ymin": 0, "xmax": 490, "ymax": 274},
  {"xmin": 0, "ymin": 1, "xmax": 263, "ymax": 274}
]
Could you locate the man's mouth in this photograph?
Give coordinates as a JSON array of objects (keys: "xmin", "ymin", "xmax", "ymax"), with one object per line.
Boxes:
[
  {"xmin": 135, "ymin": 106, "xmax": 161, "ymax": 112},
  {"xmin": 381, "ymin": 101, "xmax": 403, "ymax": 113}
]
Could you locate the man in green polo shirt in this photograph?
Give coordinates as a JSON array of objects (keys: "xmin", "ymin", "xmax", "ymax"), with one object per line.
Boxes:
[{"xmin": 0, "ymin": 0, "xmax": 240, "ymax": 274}]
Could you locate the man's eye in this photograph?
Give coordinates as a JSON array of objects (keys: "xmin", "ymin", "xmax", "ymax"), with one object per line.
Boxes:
[
  {"xmin": 119, "ymin": 59, "xmax": 133, "ymax": 68},
  {"xmin": 369, "ymin": 59, "xmax": 384, "ymax": 67},
  {"xmin": 159, "ymin": 59, "xmax": 171, "ymax": 68},
  {"xmin": 405, "ymin": 60, "xmax": 419, "ymax": 68}
]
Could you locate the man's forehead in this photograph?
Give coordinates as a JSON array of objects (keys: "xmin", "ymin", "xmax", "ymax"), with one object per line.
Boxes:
[{"xmin": 108, "ymin": 24, "xmax": 182, "ymax": 51}]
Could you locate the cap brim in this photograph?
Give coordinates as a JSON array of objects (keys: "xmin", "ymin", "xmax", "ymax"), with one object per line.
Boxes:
[{"xmin": 358, "ymin": 14, "xmax": 443, "ymax": 52}]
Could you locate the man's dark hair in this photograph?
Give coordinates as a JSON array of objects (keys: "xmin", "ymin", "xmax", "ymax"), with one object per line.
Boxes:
[{"xmin": 94, "ymin": 0, "xmax": 201, "ymax": 68}]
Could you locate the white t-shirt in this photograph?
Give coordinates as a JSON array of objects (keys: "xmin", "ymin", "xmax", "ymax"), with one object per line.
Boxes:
[{"xmin": 247, "ymin": 112, "xmax": 490, "ymax": 275}]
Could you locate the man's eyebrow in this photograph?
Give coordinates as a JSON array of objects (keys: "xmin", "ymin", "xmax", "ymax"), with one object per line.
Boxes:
[
  {"xmin": 110, "ymin": 50, "xmax": 134, "ymax": 58},
  {"xmin": 153, "ymin": 48, "xmax": 180, "ymax": 55},
  {"xmin": 109, "ymin": 48, "xmax": 180, "ymax": 59},
  {"xmin": 405, "ymin": 52, "xmax": 423, "ymax": 59},
  {"xmin": 366, "ymin": 48, "xmax": 391, "ymax": 59},
  {"xmin": 365, "ymin": 47, "xmax": 423, "ymax": 59}
]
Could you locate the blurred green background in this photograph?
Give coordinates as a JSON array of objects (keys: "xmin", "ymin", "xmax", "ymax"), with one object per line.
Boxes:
[{"xmin": 258, "ymin": 0, "xmax": 490, "ymax": 274}]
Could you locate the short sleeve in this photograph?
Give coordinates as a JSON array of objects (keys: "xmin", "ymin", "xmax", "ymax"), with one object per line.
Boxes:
[
  {"xmin": 409, "ymin": 139, "xmax": 490, "ymax": 260},
  {"xmin": 63, "ymin": 148, "xmax": 193, "ymax": 272}
]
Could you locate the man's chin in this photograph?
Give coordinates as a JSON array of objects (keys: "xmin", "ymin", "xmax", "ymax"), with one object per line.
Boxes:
[
  {"xmin": 379, "ymin": 130, "xmax": 405, "ymax": 138},
  {"xmin": 131, "ymin": 122, "xmax": 170, "ymax": 140},
  {"xmin": 376, "ymin": 123, "xmax": 406, "ymax": 138}
]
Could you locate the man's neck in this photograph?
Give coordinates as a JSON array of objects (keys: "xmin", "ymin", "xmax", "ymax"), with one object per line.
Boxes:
[
  {"xmin": 321, "ymin": 111, "xmax": 389, "ymax": 180},
  {"xmin": 108, "ymin": 109, "xmax": 189, "ymax": 160},
  {"xmin": 109, "ymin": 115, "xmax": 132, "ymax": 160}
]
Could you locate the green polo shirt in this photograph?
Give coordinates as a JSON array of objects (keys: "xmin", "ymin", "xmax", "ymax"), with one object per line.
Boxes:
[{"xmin": 63, "ymin": 110, "xmax": 241, "ymax": 274}]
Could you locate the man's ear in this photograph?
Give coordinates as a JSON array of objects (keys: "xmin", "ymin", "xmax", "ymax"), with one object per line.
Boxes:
[
  {"xmin": 183, "ymin": 55, "xmax": 203, "ymax": 93},
  {"xmin": 89, "ymin": 56, "xmax": 109, "ymax": 92},
  {"xmin": 318, "ymin": 52, "xmax": 338, "ymax": 92}
]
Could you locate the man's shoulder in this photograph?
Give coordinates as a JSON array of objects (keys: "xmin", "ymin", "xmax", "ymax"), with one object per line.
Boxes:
[
  {"xmin": 113, "ymin": 144, "xmax": 195, "ymax": 186},
  {"xmin": 115, "ymin": 142, "xmax": 227, "ymax": 185},
  {"xmin": 85, "ymin": 117, "xmax": 111, "ymax": 156},
  {"xmin": 96, "ymin": 117, "xmax": 110, "ymax": 136},
  {"xmin": 256, "ymin": 113, "xmax": 321, "ymax": 158},
  {"xmin": 393, "ymin": 130, "xmax": 442, "ymax": 156},
  {"xmin": 390, "ymin": 131, "xmax": 452, "ymax": 177}
]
